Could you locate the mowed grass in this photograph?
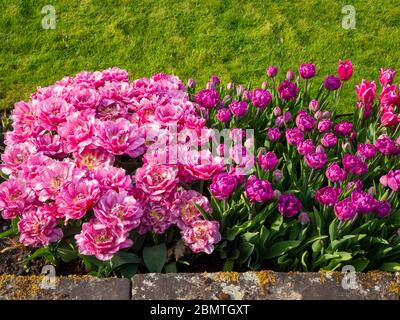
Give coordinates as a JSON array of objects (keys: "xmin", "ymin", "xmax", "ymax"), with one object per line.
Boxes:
[{"xmin": 1, "ymin": 0, "xmax": 400, "ymax": 113}]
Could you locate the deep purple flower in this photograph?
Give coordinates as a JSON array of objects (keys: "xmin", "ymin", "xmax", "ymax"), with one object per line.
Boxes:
[
  {"xmin": 210, "ymin": 173, "xmax": 237, "ymax": 200},
  {"xmin": 321, "ymin": 133, "xmax": 337, "ymax": 148},
  {"xmin": 216, "ymin": 108, "xmax": 231, "ymax": 123},
  {"xmin": 305, "ymin": 152, "xmax": 328, "ymax": 169},
  {"xmin": 315, "ymin": 187, "xmax": 341, "ymax": 206},
  {"xmin": 195, "ymin": 89, "xmax": 220, "ymax": 109},
  {"xmin": 297, "ymin": 139, "xmax": 315, "ymax": 155},
  {"xmin": 209, "ymin": 75, "xmax": 220, "ymax": 86},
  {"xmin": 346, "ymin": 179, "xmax": 363, "ymax": 192},
  {"xmin": 251, "ymin": 89, "xmax": 272, "ymax": 109},
  {"xmin": 266, "ymin": 128, "xmax": 281, "ymax": 141},
  {"xmin": 342, "ymin": 154, "xmax": 368, "ymax": 175},
  {"xmin": 325, "ymin": 162, "xmax": 346, "ymax": 182},
  {"xmin": 317, "ymin": 119, "xmax": 333, "ymax": 133},
  {"xmin": 296, "ymin": 110, "xmax": 315, "ymax": 132},
  {"xmin": 277, "ymin": 80, "xmax": 299, "ymax": 101},
  {"xmin": 266, "ymin": 66, "xmax": 278, "ymax": 78},
  {"xmin": 285, "ymin": 128, "xmax": 304, "ymax": 146},
  {"xmin": 334, "ymin": 198, "xmax": 357, "ymax": 221},
  {"xmin": 229, "ymin": 100, "xmax": 248, "ymax": 117},
  {"xmin": 374, "ymin": 200, "xmax": 391, "ymax": 218},
  {"xmin": 334, "ymin": 121, "xmax": 353, "ymax": 136},
  {"xmin": 374, "ymin": 134, "xmax": 400, "ymax": 155},
  {"xmin": 278, "ymin": 194, "xmax": 302, "ymax": 218},
  {"xmin": 298, "ymin": 63, "xmax": 316, "ymax": 79},
  {"xmin": 324, "ymin": 75, "xmax": 341, "ymax": 91},
  {"xmin": 244, "ymin": 175, "xmax": 274, "ymax": 203},
  {"xmin": 351, "ymin": 191, "xmax": 376, "ymax": 214},
  {"xmin": 258, "ymin": 151, "xmax": 278, "ymax": 171},
  {"xmin": 357, "ymin": 143, "xmax": 377, "ymax": 160}
]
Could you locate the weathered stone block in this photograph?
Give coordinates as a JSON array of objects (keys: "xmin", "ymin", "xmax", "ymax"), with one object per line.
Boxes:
[{"xmin": 131, "ymin": 271, "xmax": 400, "ymax": 300}]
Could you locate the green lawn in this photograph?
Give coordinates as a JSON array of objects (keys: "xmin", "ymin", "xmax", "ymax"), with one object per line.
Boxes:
[{"xmin": 1, "ymin": 0, "xmax": 400, "ymax": 113}]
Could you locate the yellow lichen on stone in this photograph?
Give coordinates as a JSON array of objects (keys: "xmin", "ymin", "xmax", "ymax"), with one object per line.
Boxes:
[
  {"xmin": 360, "ymin": 271, "xmax": 389, "ymax": 289},
  {"xmin": 319, "ymin": 270, "xmax": 327, "ymax": 285},
  {"xmin": 388, "ymin": 281, "xmax": 400, "ymax": 297},
  {"xmin": 256, "ymin": 270, "xmax": 276, "ymax": 290},
  {"xmin": 215, "ymin": 272, "xmax": 239, "ymax": 283},
  {"xmin": 0, "ymin": 274, "xmax": 45, "ymax": 300}
]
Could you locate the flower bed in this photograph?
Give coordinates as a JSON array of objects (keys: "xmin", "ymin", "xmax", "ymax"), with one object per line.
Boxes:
[{"xmin": 0, "ymin": 62, "xmax": 399, "ymax": 277}]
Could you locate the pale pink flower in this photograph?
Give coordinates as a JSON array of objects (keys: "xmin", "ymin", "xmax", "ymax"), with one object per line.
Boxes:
[
  {"xmin": 73, "ymin": 145, "xmax": 114, "ymax": 170},
  {"xmin": 18, "ymin": 154, "xmax": 53, "ymax": 182},
  {"xmin": 75, "ymin": 219, "xmax": 132, "ymax": 261},
  {"xmin": 154, "ymin": 99, "xmax": 192, "ymax": 125},
  {"xmin": 31, "ymin": 132, "xmax": 64, "ymax": 157},
  {"xmin": 91, "ymin": 165, "xmax": 132, "ymax": 192},
  {"xmin": 32, "ymin": 160, "xmax": 82, "ymax": 201},
  {"xmin": 135, "ymin": 163, "xmax": 178, "ymax": 200},
  {"xmin": 139, "ymin": 200, "xmax": 175, "ymax": 235},
  {"xmin": 94, "ymin": 118, "xmax": 146, "ymax": 158},
  {"xmin": 38, "ymin": 97, "xmax": 71, "ymax": 130},
  {"xmin": 171, "ymin": 189, "xmax": 212, "ymax": 229},
  {"xmin": 18, "ymin": 206, "xmax": 63, "ymax": 247},
  {"xmin": 182, "ymin": 150, "xmax": 225, "ymax": 180},
  {"xmin": 57, "ymin": 111, "xmax": 95, "ymax": 153},
  {"xmin": 181, "ymin": 220, "xmax": 221, "ymax": 254},
  {"xmin": 71, "ymin": 87, "xmax": 100, "ymax": 110},
  {"xmin": 1, "ymin": 142, "xmax": 38, "ymax": 175},
  {"xmin": 11, "ymin": 101, "xmax": 38, "ymax": 129},
  {"xmin": 94, "ymin": 189, "xmax": 143, "ymax": 232},
  {"xmin": 0, "ymin": 179, "xmax": 36, "ymax": 219},
  {"xmin": 56, "ymin": 178, "xmax": 101, "ymax": 221}
]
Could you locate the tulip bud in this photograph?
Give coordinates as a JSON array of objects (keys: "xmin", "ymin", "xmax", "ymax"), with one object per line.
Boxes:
[
  {"xmin": 222, "ymin": 95, "xmax": 231, "ymax": 104},
  {"xmin": 227, "ymin": 82, "xmax": 234, "ymax": 90},
  {"xmin": 316, "ymin": 145, "xmax": 325, "ymax": 153},
  {"xmin": 257, "ymin": 147, "xmax": 267, "ymax": 157},
  {"xmin": 308, "ymin": 99, "xmax": 320, "ymax": 113},
  {"xmin": 266, "ymin": 65, "xmax": 278, "ymax": 78},
  {"xmin": 368, "ymin": 186, "xmax": 375, "ymax": 196},
  {"xmin": 350, "ymin": 131, "xmax": 357, "ymax": 141},
  {"xmin": 298, "ymin": 212, "xmax": 310, "ymax": 225},
  {"xmin": 342, "ymin": 142, "xmax": 352, "ymax": 153},
  {"xmin": 314, "ymin": 110, "xmax": 323, "ymax": 120},
  {"xmin": 273, "ymin": 189, "xmax": 282, "ymax": 200},
  {"xmin": 206, "ymin": 82, "xmax": 215, "ymax": 90},
  {"xmin": 275, "ymin": 116, "xmax": 285, "ymax": 128},
  {"xmin": 273, "ymin": 169, "xmax": 282, "ymax": 183},
  {"xmin": 286, "ymin": 69, "xmax": 295, "ymax": 81},
  {"xmin": 210, "ymin": 75, "xmax": 220, "ymax": 86},
  {"xmin": 261, "ymin": 81, "xmax": 268, "ymax": 90},
  {"xmin": 236, "ymin": 84, "xmax": 245, "ymax": 97},
  {"xmin": 397, "ymin": 228, "xmax": 400, "ymax": 239},
  {"xmin": 242, "ymin": 90, "xmax": 251, "ymax": 101},
  {"xmin": 284, "ymin": 111, "xmax": 292, "ymax": 123},
  {"xmin": 322, "ymin": 111, "xmax": 332, "ymax": 119},
  {"xmin": 273, "ymin": 107, "xmax": 282, "ymax": 117},
  {"xmin": 187, "ymin": 78, "xmax": 196, "ymax": 88}
]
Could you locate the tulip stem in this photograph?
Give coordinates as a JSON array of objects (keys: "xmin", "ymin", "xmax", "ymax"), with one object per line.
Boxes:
[{"xmin": 248, "ymin": 203, "xmax": 255, "ymax": 221}]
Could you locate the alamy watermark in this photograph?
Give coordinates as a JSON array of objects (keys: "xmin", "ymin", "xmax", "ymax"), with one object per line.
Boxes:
[
  {"xmin": 342, "ymin": 5, "xmax": 356, "ymax": 30},
  {"xmin": 41, "ymin": 5, "xmax": 56, "ymax": 30}
]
